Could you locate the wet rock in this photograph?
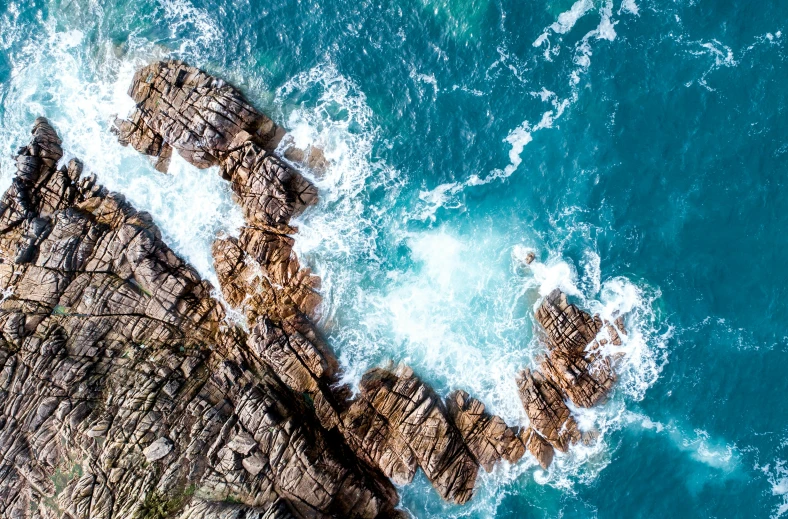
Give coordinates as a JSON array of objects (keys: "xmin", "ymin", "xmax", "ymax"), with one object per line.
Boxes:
[
  {"xmin": 341, "ymin": 366, "xmax": 480, "ymax": 504},
  {"xmin": 521, "ymin": 427, "xmax": 554, "ymax": 470},
  {"xmin": 114, "ymin": 60, "xmax": 280, "ymax": 169},
  {"xmin": 534, "ymin": 289, "xmax": 617, "ymax": 408},
  {"xmin": 539, "ymin": 348, "xmax": 615, "ymax": 409},
  {"xmin": 283, "ymin": 139, "xmax": 330, "ymax": 175},
  {"xmin": 515, "ymin": 288, "xmax": 630, "ymax": 468},
  {"xmin": 615, "ymin": 315, "xmax": 627, "ymax": 336},
  {"xmin": 535, "ymin": 289, "xmax": 602, "ymax": 353},
  {"xmin": 516, "ymin": 368, "xmax": 580, "ymax": 453}
]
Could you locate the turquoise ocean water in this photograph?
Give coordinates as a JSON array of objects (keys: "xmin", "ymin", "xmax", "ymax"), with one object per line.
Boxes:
[{"xmin": 1, "ymin": 0, "xmax": 787, "ymax": 517}]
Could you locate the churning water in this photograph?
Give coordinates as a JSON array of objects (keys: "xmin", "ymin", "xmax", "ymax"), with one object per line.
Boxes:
[{"xmin": 1, "ymin": 0, "xmax": 786, "ymax": 517}]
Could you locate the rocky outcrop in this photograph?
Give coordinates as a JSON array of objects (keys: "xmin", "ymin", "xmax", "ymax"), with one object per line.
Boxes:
[
  {"xmin": 446, "ymin": 390, "xmax": 525, "ymax": 472},
  {"xmin": 0, "ymin": 60, "xmax": 633, "ymax": 519},
  {"xmin": 516, "ymin": 289, "xmax": 627, "ymax": 468},
  {"xmin": 0, "ymin": 118, "xmax": 398, "ymax": 519},
  {"xmin": 113, "ymin": 60, "xmax": 525, "ymax": 505},
  {"xmin": 341, "ymin": 367, "xmax": 483, "ymax": 504},
  {"xmin": 517, "ymin": 369, "xmax": 580, "ymax": 456},
  {"xmin": 114, "ymin": 60, "xmax": 283, "ymax": 171},
  {"xmin": 114, "ymin": 60, "xmax": 326, "ymax": 177}
]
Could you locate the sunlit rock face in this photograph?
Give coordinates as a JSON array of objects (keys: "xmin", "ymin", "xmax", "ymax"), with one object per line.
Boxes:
[{"xmin": 0, "ymin": 62, "xmax": 632, "ymax": 519}]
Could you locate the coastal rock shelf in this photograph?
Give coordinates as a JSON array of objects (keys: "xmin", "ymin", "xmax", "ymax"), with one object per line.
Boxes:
[{"xmin": 0, "ymin": 61, "xmax": 630, "ymax": 518}]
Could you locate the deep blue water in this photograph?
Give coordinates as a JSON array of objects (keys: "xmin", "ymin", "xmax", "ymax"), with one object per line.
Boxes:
[{"xmin": 1, "ymin": 0, "xmax": 787, "ymax": 517}]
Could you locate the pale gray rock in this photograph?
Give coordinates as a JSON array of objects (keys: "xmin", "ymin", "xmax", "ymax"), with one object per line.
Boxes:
[{"xmin": 143, "ymin": 437, "xmax": 174, "ymax": 462}]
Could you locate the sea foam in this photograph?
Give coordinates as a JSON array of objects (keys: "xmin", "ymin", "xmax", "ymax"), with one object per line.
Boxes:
[{"xmin": 0, "ymin": 5, "xmax": 243, "ymax": 288}]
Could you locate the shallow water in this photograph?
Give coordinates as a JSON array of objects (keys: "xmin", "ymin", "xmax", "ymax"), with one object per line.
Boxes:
[{"xmin": 1, "ymin": 0, "xmax": 786, "ymax": 517}]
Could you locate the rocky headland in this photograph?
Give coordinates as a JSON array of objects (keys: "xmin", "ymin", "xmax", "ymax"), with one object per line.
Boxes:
[{"xmin": 0, "ymin": 61, "xmax": 629, "ymax": 518}]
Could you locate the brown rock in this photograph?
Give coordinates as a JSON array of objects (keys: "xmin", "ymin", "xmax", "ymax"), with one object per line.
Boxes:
[
  {"xmin": 516, "ymin": 368, "xmax": 580, "ymax": 453},
  {"xmin": 516, "ymin": 288, "xmax": 630, "ymax": 468},
  {"xmin": 114, "ymin": 60, "xmax": 279, "ymax": 169},
  {"xmin": 521, "ymin": 428, "xmax": 554, "ymax": 469},
  {"xmin": 342, "ymin": 366, "xmax": 480, "ymax": 504},
  {"xmin": 539, "ymin": 348, "xmax": 615, "ymax": 408},
  {"xmin": 446, "ymin": 389, "xmax": 525, "ymax": 471},
  {"xmin": 535, "ymin": 289, "xmax": 602, "ymax": 353},
  {"xmin": 0, "ymin": 119, "xmax": 399, "ymax": 519}
]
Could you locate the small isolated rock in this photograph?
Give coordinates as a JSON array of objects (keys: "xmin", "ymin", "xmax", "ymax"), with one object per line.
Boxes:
[
  {"xmin": 525, "ymin": 251, "xmax": 536, "ymax": 265},
  {"xmin": 227, "ymin": 431, "xmax": 257, "ymax": 455},
  {"xmin": 143, "ymin": 437, "xmax": 173, "ymax": 462}
]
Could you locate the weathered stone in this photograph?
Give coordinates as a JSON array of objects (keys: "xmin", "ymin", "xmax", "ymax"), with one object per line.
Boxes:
[
  {"xmin": 521, "ymin": 427, "xmax": 554, "ymax": 470},
  {"xmin": 446, "ymin": 389, "xmax": 525, "ymax": 471},
  {"xmin": 0, "ymin": 119, "xmax": 399, "ymax": 519},
  {"xmin": 516, "ymin": 368, "xmax": 580, "ymax": 453},
  {"xmin": 226, "ymin": 431, "xmax": 257, "ymax": 455},
  {"xmin": 143, "ymin": 437, "xmax": 173, "ymax": 462},
  {"xmin": 535, "ymin": 289, "xmax": 602, "ymax": 353},
  {"xmin": 1, "ymin": 62, "xmax": 633, "ymax": 518},
  {"xmin": 341, "ymin": 366, "xmax": 480, "ymax": 504},
  {"xmin": 241, "ymin": 452, "xmax": 268, "ymax": 476},
  {"xmin": 515, "ymin": 288, "xmax": 631, "ymax": 468}
]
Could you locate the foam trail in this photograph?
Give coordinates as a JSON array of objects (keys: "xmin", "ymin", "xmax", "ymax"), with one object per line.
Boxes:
[
  {"xmin": 280, "ymin": 67, "xmax": 674, "ymax": 498},
  {"xmin": 271, "ymin": 61, "xmax": 403, "ymax": 336},
  {"xmin": 619, "ymin": 0, "xmax": 639, "ymax": 16},
  {"xmin": 625, "ymin": 412, "xmax": 740, "ymax": 473},
  {"xmin": 766, "ymin": 460, "xmax": 788, "ymax": 518},
  {"xmin": 532, "ymin": 0, "xmax": 594, "ymax": 54},
  {"xmin": 414, "ymin": 0, "xmax": 622, "ymax": 222}
]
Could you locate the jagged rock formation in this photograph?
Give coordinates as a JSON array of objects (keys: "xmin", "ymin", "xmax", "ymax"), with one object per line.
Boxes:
[
  {"xmin": 340, "ymin": 366, "xmax": 524, "ymax": 505},
  {"xmin": 0, "ymin": 118, "xmax": 399, "ymax": 519},
  {"xmin": 113, "ymin": 60, "xmax": 325, "ymax": 176},
  {"xmin": 446, "ymin": 390, "xmax": 525, "ymax": 473},
  {"xmin": 0, "ymin": 60, "xmax": 633, "ymax": 519},
  {"xmin": 516, "ymin": 289, "xmax": 627, "ymax": 468},
  {"xmin": 111, "ymin": 60, "xmax": 526, "ymax": 505}
]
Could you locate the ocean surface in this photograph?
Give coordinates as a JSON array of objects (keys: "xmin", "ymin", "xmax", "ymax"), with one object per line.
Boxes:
[{"xmin": 1, "ymin": 0, "xmax": 786, "ymax": 517}]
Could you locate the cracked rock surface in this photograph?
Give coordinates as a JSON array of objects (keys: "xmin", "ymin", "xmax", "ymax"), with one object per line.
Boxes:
[
  {"xmin": 0, "ymin": 118, "xmax": 398, "ymax": 519},
  {"xmin": 516, "ymin": 289, "xmax": 627, "ymax": 468},
  {"xmin": 0, "ymin": 60, "xmax": 635, "ymax": 517},
  {"xmin": 113, "ymin": 60, "xmax": 526, "ymax": 506}
]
